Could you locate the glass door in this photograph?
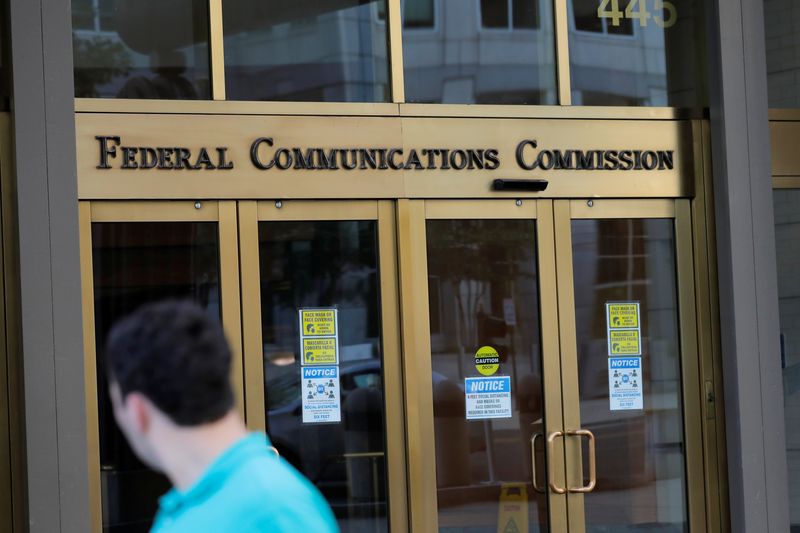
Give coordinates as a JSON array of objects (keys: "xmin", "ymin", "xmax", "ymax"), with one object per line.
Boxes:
[
  {"xmin": 239, "ymin": 200, "xmax": 407, "ymax": 533},
  {"xmin": 401, "ymin": 199, "xmax": 569, "ymax": 532},
  {"xmin": 553, "ymin": 199, "xmax": 705, "ymax": 533},
  {"xmin": 79, "ymin": 201, "xmax": 244, "ymax": 532},
  {"xmin": 404, "ymin": 198, "xmax": 706, "ymax": 532}
]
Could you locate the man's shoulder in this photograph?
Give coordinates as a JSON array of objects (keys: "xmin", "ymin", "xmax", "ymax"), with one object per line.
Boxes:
[{"xmin": 161, "ymin": 452, "xmax": 338, "ymax": 532}]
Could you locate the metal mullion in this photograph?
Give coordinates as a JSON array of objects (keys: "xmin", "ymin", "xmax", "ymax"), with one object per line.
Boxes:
[
  {"xmin": 697, "ymin": 120, "xmax": 730, "ymax": 532},
  {"xmin": 675, "ymin": 199, "xmax": 708, "ymax": 532},
  {"xmin": 377, "ymin": 201, "xmax": 410, "ymax": 533},
  {"xmin": 552, "ymin": 199, "xmax": 585, "ymax": 532},
  {"xmin": 218, "ymin": 201, "xmax": 245, "ymax": 416},
  {"xmin": 396, "ymin": 199, "xmax": 437, "ymax": 531},
  {"xmin": 209, "ymin": 0, "xmax": 226, "ymax": 100},
  {"xmin": 553, "ymin": 0, "xmax": 572, "ymax": 105},
  {"xmin": 387, "ymin": 0, "xmax": 405, "ymax": 103},
  {"xmin": 79, "ymin": 202, "xmax": 102, "ymax": 533},
  {"xmin": 536, "ymin": 199, "xmax": 570, "ymax": 531},
  {"xmin": 239, "ymin": 201, "xmax": 266, "ymax": 430}
]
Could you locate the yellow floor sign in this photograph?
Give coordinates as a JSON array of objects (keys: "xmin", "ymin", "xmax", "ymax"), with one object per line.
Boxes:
[{"xmin": 497, "ymin": 483, "xmax": 528, "ymax": 533}]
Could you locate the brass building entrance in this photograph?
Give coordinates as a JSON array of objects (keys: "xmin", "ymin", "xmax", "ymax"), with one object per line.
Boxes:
[
  {"xmin": 74, "ymin": 109, "xmax": 723, "ymax": 532},
  {"xmin": 79, "ymin": 196, "xmax": 710, "ymax": 533}
]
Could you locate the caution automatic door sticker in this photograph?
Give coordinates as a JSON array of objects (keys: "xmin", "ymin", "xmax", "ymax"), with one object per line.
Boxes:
[{"xmin": 475, "ymin": 345, "xmax": 500, "ymax": 376}]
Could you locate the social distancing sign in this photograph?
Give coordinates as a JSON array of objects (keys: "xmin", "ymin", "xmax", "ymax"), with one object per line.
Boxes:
[
  {"xmin": 465, "ymin": 376, "xmax": 512, "ymax": 420},
  {"xmin": 301, "ymin": 366, "xmax": 341, "ymax": 423},
  {"xmin": 609, "ymin": 357, "xmax": 643, "ymax": 410}
]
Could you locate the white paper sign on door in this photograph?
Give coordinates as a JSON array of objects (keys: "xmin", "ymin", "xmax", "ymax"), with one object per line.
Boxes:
[
  {"xmin": 608, "ymin": 357, "xmax": 643, "ymax": 411},
  {"xmin": 301, "ymin": 366, "xmax": 341, "ymax": 423},
  {"xmin": 465, "ymin": 376, "xmax": 512, "ymax": 420}
]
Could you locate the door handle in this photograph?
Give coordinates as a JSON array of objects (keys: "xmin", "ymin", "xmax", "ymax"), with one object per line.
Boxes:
[
  {"xmin": 530, "ymin": 432, "xmax": 545, "ymax": 494},
  {"xmin": 566, "ymin": 429, "xmax": 596, "ymax": 493},
  {"xmin": 546, "ymin": 431, "xmax": 566, "ymax": 494}
]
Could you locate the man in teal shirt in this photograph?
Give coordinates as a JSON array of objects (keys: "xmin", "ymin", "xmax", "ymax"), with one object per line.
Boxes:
[{"xmin": 105, "ymin": 301, "xmax": 338, "ymax": 532}]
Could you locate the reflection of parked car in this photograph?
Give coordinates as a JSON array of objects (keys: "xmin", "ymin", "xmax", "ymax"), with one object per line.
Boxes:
[{"xmin": 265, "ymin": 360, "xmax": 387, "ymax": 519}]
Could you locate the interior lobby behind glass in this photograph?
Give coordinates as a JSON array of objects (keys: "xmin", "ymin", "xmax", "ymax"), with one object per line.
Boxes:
[
  {"xmin": 572, "ymin": 218, "xmax": 687, "ymax": 531},
  {"xmin": 72, "ymin": 0, "xmax": 211, "ymax": 99}
]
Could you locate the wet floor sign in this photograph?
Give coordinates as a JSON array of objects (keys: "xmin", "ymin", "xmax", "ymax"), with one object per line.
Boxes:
[{"xmin": 497, "ymin": 483, "xmax": 528, "ymax": 533}]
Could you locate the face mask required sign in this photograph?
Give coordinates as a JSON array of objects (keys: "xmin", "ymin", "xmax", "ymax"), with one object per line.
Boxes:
[
  {"xmin": 465, "ymin": 376, "xmax": 512, "ymax": 420},
  {"xmin": 606, "ymin": 302, "xmax": 641, "ymax": 356},
  {"xmin": 298, "ymin": 308, "xmax": 339, "ymax": 365},
  {"xmin": 301, "ymin": 366, "xmax": 341, "ymax": 423}
]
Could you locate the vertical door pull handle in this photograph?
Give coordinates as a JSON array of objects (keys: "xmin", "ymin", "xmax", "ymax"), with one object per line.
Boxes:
[
  {"xmin": 546, "ymin": 431, "xmax": 566, "ymax": 494},
  {"xmin": 530, "ymin": 433, "xmax": 545, "ymax": 493},
  {"xmin": 566, "ymin": 429, "xmax": 596, "ymax": 493}
]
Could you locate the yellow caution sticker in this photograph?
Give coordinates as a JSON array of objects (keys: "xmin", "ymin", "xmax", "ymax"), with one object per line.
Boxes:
[
  {"xmin": 608, "ymin": 330, "xmax": 641, "ymax": 355},
  {"xmin": 302, "ymin": 337, "xmax": 338, "ymax": 365},
  {"xmin": 606, "ymin": 302, "xmax": 639, "ymax": 329},
  {"xmin": 497, "ymin": 483, "xmax": 528, "ymax": 533},
  {"xmin": 475, "ymin": 345, "xmax": 500, "ymax": 376},
  {"xmin": 300, "ymin": 309, "xmax": 337, "ymax": 336}
]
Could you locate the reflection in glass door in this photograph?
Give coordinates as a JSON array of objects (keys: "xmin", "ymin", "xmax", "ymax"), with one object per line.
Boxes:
[
  {"xmin": 408, "ymin": 199, "xmax": 704, "ymax": 532},
  {"xmin": 240, "ymin": 201, "xmax": 406, "ymax": 533},
  {"xmin": 555, "ymin": 200, "xmax": 704, "ymax": 533},
  {"xmin": 81, "ymin": 201, "xmax": 242, "ymax": 533},
  {"xmin": 418, "ymin": 200, "xmax": 567, "ymax": 533}
]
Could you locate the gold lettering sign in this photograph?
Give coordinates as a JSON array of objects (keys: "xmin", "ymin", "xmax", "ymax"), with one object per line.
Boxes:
[{"xmin": 75, "ymin": 113, "xmax": 695, "ymax": 200}]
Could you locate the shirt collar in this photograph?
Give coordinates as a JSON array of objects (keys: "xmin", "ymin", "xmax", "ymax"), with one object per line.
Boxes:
[{"xmin": 158, "ymin": 433, "xmax": 273, "ymax": 515}]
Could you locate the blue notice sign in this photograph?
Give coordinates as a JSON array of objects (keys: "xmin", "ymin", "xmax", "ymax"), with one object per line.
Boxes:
[
  {"xmin": 608, "ymin": 357, "xmax": 643, "ymax": 411},
  {"xmin": 465, "ymin": 376, "xmax": 512, "ymax": 420},
  {"xmin": 301, "ymin": 365, "xmax": 341, "ymax": 423}
]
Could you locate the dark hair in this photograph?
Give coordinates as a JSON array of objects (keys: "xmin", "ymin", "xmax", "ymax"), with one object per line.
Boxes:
[{"xmin": 105, "ymin": 300, "xmax": 234, "ymax": 426}]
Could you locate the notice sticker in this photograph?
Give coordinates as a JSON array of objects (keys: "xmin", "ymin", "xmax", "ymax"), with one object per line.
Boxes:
[
  {"xmin": 475, "ymin": 345, "xmax": 500, "ymax": 376},
  {"xmin": 301, "ymin": 366, "xmax": 341, "ymax": 423},
  {"xmin": 608, "ymin": 357, "xmax": 643, "ymax": 411},
  {"xmin": 302, "ymin": 337, "xmax": 338, "ymax": 365},
  {"xmin": 465, "ymin": 376, "xmax": 512, "ymax": 420},
  {"xmin": 606, "ymin": 301, "xmax": 642, "ymax": 356},
  {"xmin": 300, "ymin": 308, "xmax": 337, "ymax": 337}
]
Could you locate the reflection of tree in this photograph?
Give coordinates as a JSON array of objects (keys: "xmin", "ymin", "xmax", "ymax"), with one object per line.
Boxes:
[
  {"xmin": 427, "ymin": 220, "xmax": 534, "ymax": 355},
  {"xmin": 73, "ymin": 35, "xmax": 131, "ymax": 97}
]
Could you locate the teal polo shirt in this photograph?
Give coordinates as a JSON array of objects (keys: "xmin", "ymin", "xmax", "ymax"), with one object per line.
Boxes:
[{"xmin": 151, "ymin": 433, "xmax": 339, "ymax": 532}]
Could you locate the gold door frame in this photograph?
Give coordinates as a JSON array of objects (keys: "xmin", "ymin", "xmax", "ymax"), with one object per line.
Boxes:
[
  {"xmin": 238, "ymin": 199, "xmax": 409, "ymax": 533},
  {"xmin": 400, "ymin": 198, "xmax": 569, "ymax": 531},
  {"xmin": 553, "ymin": 198, "xmax": 706, "ymax": 532},
  {"xmin": 79, "ymin": 200, "xmax": 244, "ymax": 533}
]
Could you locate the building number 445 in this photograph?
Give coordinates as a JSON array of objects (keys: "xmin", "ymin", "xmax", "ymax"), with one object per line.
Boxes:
[{"xmin": 598, "ymin": 0, "xmax": 677, "ymax": 28}]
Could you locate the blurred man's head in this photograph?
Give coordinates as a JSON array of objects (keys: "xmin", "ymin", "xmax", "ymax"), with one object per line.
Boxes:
[{"xmin": 105, "ymin": 300, "xmax": 234, "ymax": 471}]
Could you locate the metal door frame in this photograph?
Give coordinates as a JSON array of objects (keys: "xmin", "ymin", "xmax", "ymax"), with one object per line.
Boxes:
[
  {"xmin": 78, "ymin": 200, "xmax": 244, "ymax": 533},
  {"xmin": 238, "ymin": 199, "xmax": 409, "ymax": 533},
  {"xmin": 399, "ymin": 198, "xmax": 569, "ymax": 532}
]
